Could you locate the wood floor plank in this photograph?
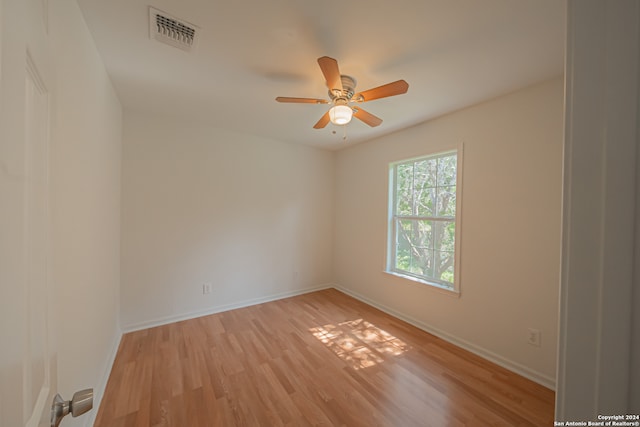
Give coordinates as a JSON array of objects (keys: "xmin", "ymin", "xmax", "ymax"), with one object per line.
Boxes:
[{"xmin": 94, "ymin": 289, "xmax": 554, "ymax": 426}]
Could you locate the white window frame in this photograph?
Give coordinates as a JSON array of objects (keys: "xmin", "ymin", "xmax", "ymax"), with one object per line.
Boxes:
[{"xmin": 386, "ymin": 146, "xmax": 463, "ymax": 294}]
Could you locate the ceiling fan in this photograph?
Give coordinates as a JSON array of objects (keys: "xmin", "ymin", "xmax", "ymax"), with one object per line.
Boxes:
[{"xmin": 275, "ymin": 56, "xmax": 409, "ymax": 129}]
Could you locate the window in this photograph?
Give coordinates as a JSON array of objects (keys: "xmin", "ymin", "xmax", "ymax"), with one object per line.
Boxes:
[{"xmin": 387, "ymin": 149, "xmax": 461, "ymax": 292}]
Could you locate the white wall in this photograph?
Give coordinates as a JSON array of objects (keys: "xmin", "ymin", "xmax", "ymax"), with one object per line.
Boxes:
[
  {"xmin": 49, "ymin": 2, "xmax": 123, "ymax": 426},
  {"xmin": 120, "ymin": 111, "xmax": 334, "ymax": 330},
  {"xmin": 334, "ymin": 78, "xmax": 564, "ymax": 387}
]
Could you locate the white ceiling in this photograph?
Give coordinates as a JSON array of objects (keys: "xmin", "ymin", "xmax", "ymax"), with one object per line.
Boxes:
[{"xmin": 76, "ymin": 0, "xmax": 565, "ymax": 150}]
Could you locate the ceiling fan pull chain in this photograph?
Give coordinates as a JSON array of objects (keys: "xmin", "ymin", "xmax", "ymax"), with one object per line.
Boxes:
[{"xmin": 343, "ymin": 124, "xmax": 347, "ymax": 141}]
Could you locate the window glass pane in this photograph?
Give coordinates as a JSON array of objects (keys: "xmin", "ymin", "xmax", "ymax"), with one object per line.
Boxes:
[
  {"xmin": 436, "ymin": 186, "xmax": 456, "ymax": 217},
  {"xmin": 434, "ymin": 250, "xmax": 455, "ymax": 285},
  {"xmin": 416, "ymin": 187, "xmax": 436, "ymax": 217},
  {"xmin": 437, "ymin": 155, "xmax": 457, "ymax": 187},
  {"xmin": 416, "ymin": 220, "xmax": 434, "ymax": 249},
  {"xmin": 395, "ymin": 219, "xmax": 412, "ymax": 271},
  {"xmin": 411, "ymin": 246, "xmax": 434, "ymax": 278},
  {"xmin": 396, "ymin": 163, "xmax": 414, "ymax": 215},
  {"xmin": 413, "ymin": 160, "xmax": 436, "ymax": 189},
  {"xmin": 408, "ymin": 251, "xmax": 420, "ymax": 275},
  {"xmin": 395, "ymin": 219, "xmax": 438, "ymax": 277},
  {"xmin": 434, "ymin": 221, "xmax": 456, "ymax": 252}
]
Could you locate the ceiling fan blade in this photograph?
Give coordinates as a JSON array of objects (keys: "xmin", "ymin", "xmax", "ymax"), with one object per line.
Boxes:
[
  {"xmin": 276, "ymin": 97, "xmax": 328, "ymax": 104},
  {"xmin": 354, "ymin": 80, "xmax": 409, "ymax": 102},
  {"xmin": 353, "ymin": 107, "xmax": 383, "ymax": 127},
  {"xmin": 313, "ymin": 111, "xmax": 331, "ymax": 129},
  {"xmin": 317, "ymin": 56, "xmax": 343, "ymax": 93}
]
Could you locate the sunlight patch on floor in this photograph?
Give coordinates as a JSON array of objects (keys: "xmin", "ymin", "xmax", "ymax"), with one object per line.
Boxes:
[{"xmin": 309, "ymin": 319, "xmax": 410, "ymax": 370}]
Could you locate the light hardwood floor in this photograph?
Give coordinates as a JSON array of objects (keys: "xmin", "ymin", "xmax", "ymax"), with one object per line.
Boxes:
[{"xmin": 94, "ymin": 288, "xmax": 554, "ymax": 426}]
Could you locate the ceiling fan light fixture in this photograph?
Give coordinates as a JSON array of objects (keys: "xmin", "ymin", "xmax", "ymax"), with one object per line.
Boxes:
[{"xmin": 329, "ymin": 105, "xmax": 353, "ymax": 125}]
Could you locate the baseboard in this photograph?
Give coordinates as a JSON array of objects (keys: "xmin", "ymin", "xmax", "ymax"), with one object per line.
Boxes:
[
  {"xmin": 122, "ymin": 284, "xmax": 333, "ymax": 333},
  {"xmin": 333, "ymin": 284, "xmax": 557, "ymax": 391},
  {"xmin": 83, "ymin": 327, "xmax": 122, "ymax": 427}
]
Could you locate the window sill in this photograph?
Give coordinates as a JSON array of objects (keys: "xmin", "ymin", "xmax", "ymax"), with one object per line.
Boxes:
[{"xmin": 383, "ymin": 270, "xmax": 461, "ymax": 297}]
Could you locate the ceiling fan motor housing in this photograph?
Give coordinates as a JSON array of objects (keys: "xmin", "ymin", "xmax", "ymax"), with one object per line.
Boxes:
[{"xmin": 328, "ymin": 75, "xmax": 357, "ymax": 101}]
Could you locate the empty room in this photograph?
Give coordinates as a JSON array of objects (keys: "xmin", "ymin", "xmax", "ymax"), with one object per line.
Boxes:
[{"xmin": 1, "ymin": 1, "xmax": 638, "ymax": 426}]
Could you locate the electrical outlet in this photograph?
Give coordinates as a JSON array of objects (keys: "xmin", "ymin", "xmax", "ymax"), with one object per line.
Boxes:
[
  {"xmin": 202, "ymin": 283, "xmax": 212, "ymax": 294},
  {"xmin": 527, "ymin": 328, "xmax": 541, "ymax": 347}
]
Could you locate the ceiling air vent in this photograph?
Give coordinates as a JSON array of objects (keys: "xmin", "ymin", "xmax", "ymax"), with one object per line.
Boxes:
[{"xmin": 149, "ymin": 7, "xmax": 199, "ymax": 52}]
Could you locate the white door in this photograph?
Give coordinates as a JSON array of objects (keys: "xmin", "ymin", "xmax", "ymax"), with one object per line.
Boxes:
[
  {"xmin": 0, "ymin": 0, "xmax": 58, "ymax": 425},
  {"xmin": 23, "ymin": 52, "xmax": 56, "ymax": 427}
]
